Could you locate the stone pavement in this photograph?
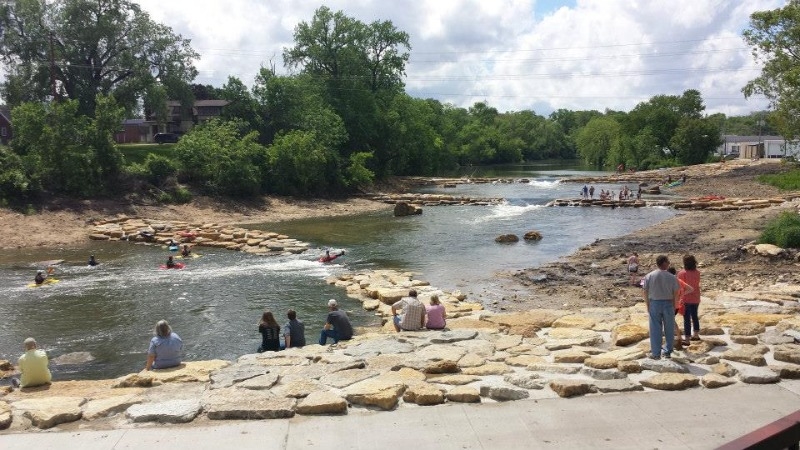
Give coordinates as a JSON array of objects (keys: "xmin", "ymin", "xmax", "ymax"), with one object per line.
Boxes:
[{"xmin": 2, "ymin": 382, "xmax": 798, "ymax": 450}]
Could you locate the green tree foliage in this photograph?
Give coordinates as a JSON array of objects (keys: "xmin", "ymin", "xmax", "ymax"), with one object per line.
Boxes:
[
  {"xmin": 670, "ymin": 118, "xmax": 723, "ymax": 165},
  {"xmin": 744, "ymin": 1, "xmax": 800, "ymax": 139},
  {"xmin": 143, "ymin": 153, "xmax": 177, "ymax": 186},
  {"xmin": 267, "ymin": 130, "xmax": 340, "ymax": 196},
  {"xmin": 0, "ymin": 0, "xmax": 199, "ymax": 116},
  {"xmin": 0, "ymin": 145, "xmax": 35, "ymax": 202},
  {"xmin": 576, "ymin": 116, "xmax": 621, "ymax": 168}
]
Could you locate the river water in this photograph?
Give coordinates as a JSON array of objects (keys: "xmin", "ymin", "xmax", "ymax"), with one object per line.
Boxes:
[{"xmin": 0, "ymin": 162, "xmax": 675, "ymax": 380}]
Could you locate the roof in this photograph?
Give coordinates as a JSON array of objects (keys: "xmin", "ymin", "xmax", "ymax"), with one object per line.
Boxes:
[
  {"xmin": 722, "ymin": 135, "xmax": 783, "ymax": 143},
  {"xmin": 165, "ymin": 100, "xmax": 229, "ymax": 107}
]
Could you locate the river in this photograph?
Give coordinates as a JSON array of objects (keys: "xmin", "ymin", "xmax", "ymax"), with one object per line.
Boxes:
[{"xmin": 0, "ymin": 161, "xmax": 675, "ymax": 380}]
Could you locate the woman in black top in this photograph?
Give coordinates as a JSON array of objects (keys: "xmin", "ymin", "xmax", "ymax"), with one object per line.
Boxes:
[{"xmin": 258, "ymin": 311, "xmax": 281, "ymax": 352}]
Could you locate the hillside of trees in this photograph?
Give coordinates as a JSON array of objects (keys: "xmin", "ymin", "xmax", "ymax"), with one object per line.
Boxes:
[{"xmin": 0, "ymin": 2, "xmax": 782, "ymax": 205}]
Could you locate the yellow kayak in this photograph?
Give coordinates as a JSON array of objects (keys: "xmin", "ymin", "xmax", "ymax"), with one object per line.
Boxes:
[{"xmin": 28, "ymin": 278, "xmax": 60, "ymax": 288}]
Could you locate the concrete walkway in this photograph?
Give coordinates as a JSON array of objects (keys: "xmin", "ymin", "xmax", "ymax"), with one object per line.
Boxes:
[{"xmin": 2, "ymin": 382, "xmax": 799, "ymax": 450}]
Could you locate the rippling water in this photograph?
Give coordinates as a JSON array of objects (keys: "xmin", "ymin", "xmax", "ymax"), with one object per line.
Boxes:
[{"xmin": 0, "ymin": 162, "xmax": 675, "ymax": 379}]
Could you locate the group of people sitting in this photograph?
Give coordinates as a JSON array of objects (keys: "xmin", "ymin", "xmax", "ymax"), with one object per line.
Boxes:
[{"xmin": 391, "ymin": 290, "xmax": 446, "ymax": 332}]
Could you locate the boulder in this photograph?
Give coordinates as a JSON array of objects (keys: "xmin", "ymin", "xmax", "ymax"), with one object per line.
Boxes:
[
  {"xmin": 721, "ymin": 346, "xmax": 767, "ymax": 366},
  {"xmin": 549, "ymin": 380, "xmax": 594, "ymax": 398},
  {"xmin": 711, "ymin": 362, "xmax": 738, "ymax": 377},
  {"xmin": 774, "ymin": 344, "xmax": 800, "ymax": 365},
  {"xmin": 479, "ymin": 384, "xmax": 530, "ymax": 401},
  {"xmin": 610, "ymin": 323, "xmax": 649, "ymax": 346},
  {"xmin": 0, "ymin": 401, "xmax": 11, "ymax": 430},
  {"xmin": 82, "ymin": 394, "xmax": 141, "ymax": 420},
  {"xmin": 13, "ymin": 397, "xmax": 84, "ymax": 429},
  {"xmin": 503, "ymin": 373, "xmax": 544, "ymax": 390},
  {"xmin": 639, "ymin": 373, "xmax": 699, "ymax": 391},
  {"xmin": 403, "ymin": 383, "xmax": 445, "ymax": 406},
  {"xmin": 617, "ymin": 361, "xmax": 643, "ymax": 374},
  {"xmin": 296, "ymin": 391, "xmax": 347, "ymax": 415},
  {"xmin": 494, "ymin": 234, "xmax": 519, "ymax": 243},
  {"xmin": 738, "ymin": 366, "xmax": 781, "ymax": 384},
  {"xmin": 126, "ymin": 399, "xmax": 202, "ymax": 424},
  {"xmin": 701, "ymin": 373, "xmax": 736, "ymax": 389},
  {"xmin": 203, "ymin": 389, "xmax": 295, "ymax": 420},
  {"xmin": 593, "ymin": 379, "xmax": 643, "ymax": 393},
  {"xmin": 523, "ymin": 231, "xmax": 543, "ymax": 241},
  {"xmin": 445, "ymin": 386, "xmax": 481, "ymax": 403},
  {"xmin": 393, "ymin": 202, "xmax": 422, "ymax": 217}
]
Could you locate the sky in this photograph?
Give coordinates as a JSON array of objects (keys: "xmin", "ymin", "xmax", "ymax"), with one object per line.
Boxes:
[{"xmin": 9, "ymin": 0, "xmax": 788, "ymax": 116}]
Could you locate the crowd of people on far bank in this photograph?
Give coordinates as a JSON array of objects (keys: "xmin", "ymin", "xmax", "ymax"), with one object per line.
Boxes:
[{"xmin": 581, "ymin": 184, "xmax": 642, "ymax": 201}]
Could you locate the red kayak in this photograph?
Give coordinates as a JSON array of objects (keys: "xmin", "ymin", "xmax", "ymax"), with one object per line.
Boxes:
[
  {"xmin": 159, "ymin": 263, "xmax": 186, "ymax": 270},
  {"xmin": 319, "ymin": 251, "xmax": 345, "ymax": 263}
]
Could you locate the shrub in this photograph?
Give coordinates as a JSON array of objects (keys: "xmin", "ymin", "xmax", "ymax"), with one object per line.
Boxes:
[
  {"xmin": 759, "ymin": 211, "xmax": 800, "ymax": 248},
  {"xmin": 758, "ymin": 169, "xmax": 800, "ymax": 190},
  {"xmin": 144, "ymin": 154, "xmax": 178, "ymax": 186},
  {"xmin": 172, "ymin": 186, "xmax": 193, "ymax": 204}
]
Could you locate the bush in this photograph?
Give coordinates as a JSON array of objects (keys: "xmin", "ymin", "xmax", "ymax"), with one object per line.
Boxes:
[
  {"xmin": 759, "ymin": 211, "xmax": 800, "ymax": 248},
  {"xmin": 172, "ymin": 186, "xmax": 192, "ymax": 204},
  {"xmin": 144, "ymin": 154, "xmax": 178, "ymax": 186}
]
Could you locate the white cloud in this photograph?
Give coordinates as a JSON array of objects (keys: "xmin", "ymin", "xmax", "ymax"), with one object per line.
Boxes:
[{"xmin": 1, "ymin": 0, "xmax": 786, "ymax": 116}]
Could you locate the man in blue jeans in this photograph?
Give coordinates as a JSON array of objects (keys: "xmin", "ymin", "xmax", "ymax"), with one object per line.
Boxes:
[
  {"xmin": 642, "ymin": 255, "xmax": 680, "ymax": 359},
  {"xmin": 319, "ymin": 299, "xmax": 353, "ymax": 345}
]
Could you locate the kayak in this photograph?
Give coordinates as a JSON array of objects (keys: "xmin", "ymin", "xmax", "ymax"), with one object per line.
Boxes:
[
  {"xmin": 319, "ymin": 251, "xmax": 345, "ymax": 263},
  {"xmin": 168, "ymin": 245, "xmax": 179, "ymax": 252},
  {"xmin": 28, "ymin": 278, "xmax": 60, "ymax": 288},
  {"xmin": 175, "ymin": 253, "xmax": 201, "ymax": 259},
  {"xmin": 159, "ymin": 263, "xmax": 186, "ymax": 270}
]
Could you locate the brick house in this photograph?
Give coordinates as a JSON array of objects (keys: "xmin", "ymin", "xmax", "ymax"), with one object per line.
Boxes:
[{"xmin": 140, "ymin": 99, "xmax": 229, "ymax": 142}]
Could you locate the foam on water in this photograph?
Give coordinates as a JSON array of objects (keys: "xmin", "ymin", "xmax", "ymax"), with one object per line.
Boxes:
[
  {"xmin": 527, "ymin": 179, "xmax": 561, "ymax": 189},
  {"xmin": 476, "ymin": 202, "xmax": 545, "ymax": 222}
]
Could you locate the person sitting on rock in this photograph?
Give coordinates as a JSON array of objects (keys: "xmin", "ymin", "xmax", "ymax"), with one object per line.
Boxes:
[
  {"xmin": 425, "ymin": 295, "xmax": 446, "ymax": 330},
  {"xmin": 181, "ymin": 245, "xmax": 191, "ymax": 257},
  {"xmin": 145, "ymin": 320, "xmax": 183, "ymax": 370},
  {"xmin": 392, "ymin": 289, "xmax": 427, "ymax": 332},
  {"xmin": 34, "ymin": 270, "xmax": 46, "ymax": 285},
  {"xmin": 88, "ymin": 255, "xmax": 98, "ymax": 266},
  {"xmin": 257, "ymin": 310, "xmax": 281, "ymax": 352},
  {"xmin": 13, "ymin": 337, "xmax": 52, "ymax": 388},
  {"xmin": 319, "ymin": 299, "xmax": 353, "ymax": 345},
  {"xmin": 166, "ymin": 256, "xmax": 176, "ymax": 268},
  {"xmin": 283, "ymin": 309, "xmax": 306, "ymax": 349}
]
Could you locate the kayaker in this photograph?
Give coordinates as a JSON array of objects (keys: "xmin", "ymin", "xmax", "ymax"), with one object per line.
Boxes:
[
  {"xmin": 34, "ymin": 270, "xmax": 46, "ymax": 285},
  {"xmin": 181, "ymin": 245, "xmax": 191, "ymax": 257},
  {"xmin": 166, "ymin": 256, "xmax": 176, "ymax": 268},
  {"xmin": 88, "ymin": 255, "xmax": 98, "ymax": 266}
]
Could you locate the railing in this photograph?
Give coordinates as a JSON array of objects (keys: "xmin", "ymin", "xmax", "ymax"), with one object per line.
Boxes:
[{"xmin": 717, "ymin": 410, "xmax": 800, "ymax": 450}]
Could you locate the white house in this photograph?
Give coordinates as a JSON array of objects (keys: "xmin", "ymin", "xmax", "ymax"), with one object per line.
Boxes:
[{"xmin": 718, "ymin": 135, "xmax": 800, "ymax": 159}]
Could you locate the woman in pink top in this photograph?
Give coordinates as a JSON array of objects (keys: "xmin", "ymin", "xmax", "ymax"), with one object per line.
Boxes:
[
  {"xmin": 425, "ymin": 295, "xmax": 446, "ymax": 330},
  {"xmin": 678, "ymin": 254, "xmax": 701, "ymax": 344}
]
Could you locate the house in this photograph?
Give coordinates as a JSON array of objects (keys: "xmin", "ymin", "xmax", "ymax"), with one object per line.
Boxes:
[
  {"xmin": 114, "ymin": 119, "xmax": 148, "ymax": 144},
  {"xmin": 717, "ymin": 135, "xmax": 800, "ymax": 159},
  {"xmin": 0, "ymin": 105, "xmax": 12, "ymax": 146},
  {"xmin": 141, "ymin": 99, "xmax": 229, "ymax": 143}
]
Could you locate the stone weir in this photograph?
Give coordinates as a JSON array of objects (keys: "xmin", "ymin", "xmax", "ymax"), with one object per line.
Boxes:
[
  {"xmin": 367, "ymin": 192, "xmax": 504, "ymax": 206},
  {"xmin": 546, "ymin": 196, "xmax": 799, "ymax": 211},
  {"xmin": 403, "ymin": 176, "xmax": 539, "ymax": 187},
  {"xmin": 88, "ymin": 217, "xmax": 310, "ymax": 256},
  {"xmin": 1, "ymin": 283, "xmax": 799, "ymax": 432}
]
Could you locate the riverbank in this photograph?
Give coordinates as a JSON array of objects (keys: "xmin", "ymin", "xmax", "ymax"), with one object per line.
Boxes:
[{"xmin": 0, "ymin": 196, "xmax": 391, "ymax": 250}]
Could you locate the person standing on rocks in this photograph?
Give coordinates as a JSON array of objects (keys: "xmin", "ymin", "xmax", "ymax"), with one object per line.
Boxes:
[
  {"xmin": 392, "ymin": 289, "xmax": 427, "ymax": 332},
  {"xmin": 145, "ymin": 320, "xmax": 183, "ymax": 370},
  {"xmin": 589, "ymin": 185, "xmax": 595, "ymax": 199},
  {"xmin": 319, "ymin": 299, "xmax": 353, "ymax": 345},
  {"xmin": 642, "ymin": 255, "xmax": 680, "ymax": 359},
  {"xmin": 283, "ymin": 309, "xmax": 306, "ymax": 349},
  {"xmin": 627, "ymin": 252, "xmax": 639, "ymax": 286},
  {"xmin": 678, "ymin": 254, "xmax": 702, "ymax": 344},
  {"xmin": 13, "ymin": 337, "xmax": 51, "ymax": 388}
]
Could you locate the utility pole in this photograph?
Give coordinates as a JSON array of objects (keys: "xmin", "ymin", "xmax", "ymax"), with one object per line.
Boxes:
[{"xmin": 49, "ymin": 31, "xmax": 58, "ymax": 101}]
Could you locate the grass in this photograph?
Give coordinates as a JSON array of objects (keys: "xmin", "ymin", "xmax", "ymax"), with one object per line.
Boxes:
[
  {"xmin": 758, "ymin": 168, "xmax": 800, "ymax": 190},
  {"xmin": 759, "ymin": 211, "xmax": 800, "ymax": 248},
  {"xmin": 118, "ymin": 143, "xmax": 177, "ymax": 166}
]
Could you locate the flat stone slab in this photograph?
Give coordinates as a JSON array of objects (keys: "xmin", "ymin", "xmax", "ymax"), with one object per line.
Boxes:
[
  {"xmin": 344, "ymin": 377, "xmax": 406, "ymax": 410},
  {"xmin": 721, "ymin": 347, "xmax": 767, "ymax": 366},
  {"xmin": 210, "ymin": 364, "xmax": 269, "ymax": 389},
  {"xmin": 237, "ymin": 373, "xmax": 280, "ymax": 390},
  {"xmin": 639, "ymin": 359, "xmax": 689, "ymax": 374},
  {"xmin": 272, "ymin": 379, "xmax": 324, "ymax": 399},
  {"xmin": 640, "ymin": 373, "xmax": 699, "ymax": 391},
  {"xmin": 296, "ymin": 391, "xmax": 347, "ymax": 415},
  {"xmin": 738, "ymin": 366, "xmax": 781, "ymax": 384},
  {"xmin": 580, "ymin": 367, "xmax": 628, "ymax": 380},
  {"xmin": 13, "ymin": 396, "xmax": 85, "ymax": 429},
  {"xmin": 461, "ymin": 363, "xmax": 514, "ymax": 376},
  {"xmin": 343, "ymin": 339, "xmax": 415, "ymax": 357},
  {"xmin": 126, "ymin": 399, "xmax": 202, "ymax": 424},
  {"xmin": 0, "ymin": 401, "xmax": 12, "ymax": 430},
  {"xmin": 592, "ymin": 379, "xmax": 644, "ymax": 393},
  {"xmin": 415, "ymin": 345, "xmax": 467, "ymax": 361},
  {"xmin": 427, "ymin": 330, "xmax": 478, "ymax": 344},
  {"xmin": 479, "ymin": 384, "xmax": 530, "ymax": 401},
  {"xmin": 701, "ymin": 373, "xmax": 737, "ymax": 389},
  {"xmin": 445, "ymin": 386, "xmax": 481, "ymax": 403},
  {"xmin": 403, "ymin": 382, "xmax": 445, "ymax": 406},
  {"xmin": 204, "ymin": 389, "xmax": 295, "ymax": 419},
  {"xmin": 503, "ymin": 373, "xmax": 544, "ymax": 390},
  {"xmin": 82, "ymin": 394, "xmax": 141, "ymax": 420},
  {"xmin": 319, "ymin": 369, "xmax": 379, "ymax": 389},
  {"xmin": 527, "ymin": 363, "xmax": 581, "ymax": 375},
  {"xmin": 427, "ymin": 374, "xmax": 481, "ymax": 385},
  {"xmin": 549, "ymin": 380, "xmax": 594, "ymax": 398}
]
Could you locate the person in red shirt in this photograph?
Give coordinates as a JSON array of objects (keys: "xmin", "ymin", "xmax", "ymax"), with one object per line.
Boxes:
[{"xmin": 677, "ymin": 255, "xmax": 701, "ymax": 344}]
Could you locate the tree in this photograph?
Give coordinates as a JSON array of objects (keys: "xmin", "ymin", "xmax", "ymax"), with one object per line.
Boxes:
[
  {"xmin": 0, "ymin": 0, "xmax": 199, "ymax": 116},
  {"xmin": 743, "ymin": 1, "xmax": 800, "ymax": 138},
  {"xmin": 575, "ymin": 116, "xmax": 622, "ymax": 168},
  {"xmin": 670, "ymin": 118, "xmax": 722, "ymax": 165}
]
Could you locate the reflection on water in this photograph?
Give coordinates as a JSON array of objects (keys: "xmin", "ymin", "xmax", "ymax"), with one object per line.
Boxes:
[{"xmin": 0, "ymin": 162, "xmax": 675, "ymax": 380}]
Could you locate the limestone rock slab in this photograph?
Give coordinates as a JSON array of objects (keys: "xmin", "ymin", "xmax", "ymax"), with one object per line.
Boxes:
[
  {"xmin": 461, "ymin": 363, "xmax": 514, "ymax": 376},
  {"xmin": 204, "ymin": 389, "xmax": 295, "ymax": 420},
  {"xmin": 428, "ymin": 330, "xmax": 478, "ymax": 344},
  {"xmin": 505, "ymin": 355, "xmax": 546, "ymax": 367},
  {"xmin": 403, "ymin": 382, "xmax": 445, "ymax": 406},
  {"xmin": 210, "ymin": 364, "xmax": 268, "ymax": 389},
  {"xmin": 711, "ymin": 362, "xmax": 738, "ymax": 377},
  {"xmin": 552, "ymin": 315, "xmax": 596, "ymax": 330},
  {"xmin": 738, "ymin": 366, "xmax": 781, "ymax": 384},
  {"xmin": 0, "ymin": 401, "xmax": 11, "ymax": 430},
  {"xmin": 126, "ymin": 399, "xmax": 201, "ymax": 424},
  {"xmin": 479, "ymin": 385, "xmax": 530, "ymax": 401},
  {"xmin": 344, "ymin": 378, "xmax": 405, "ymax": 411},
  {"xmin": 13, "ymin": 397, "xmax": 84, "ymax": 429},
  {"xmin": 597, "ymin": 347, "xmax": 645, "ymax": 362},
  {"xmin": 427, "ymin": 374, "xmax": 481, "ymax": 385},
  {"xmin": 774, "ymin": 344, "xmax": 800, "ymax": 365},
  {"xmin": 319, "ymin": 369, "xmax": 378, "ymax": 389},
  {"xmin": 503, "ymin": 373, "xmax": 544, "ymax": 390},
  {"xmin": 415, "ymin": 345, "xmax": 467, "ymax": 362},
  {"xmin": 639, "ymin": 359, "xmax": 689, "ymax": 374},
  {"xmin": 640, "ymin": 373, "xmax": 699, "ymax": 391},
  {"xmin": 237, "ymin": 373, "xmax": 280, "ymax": 390},
  {"xmin": 593, "ymin": 379, "xmax": 643, "ymax": 393},
  {"xmin": 446, "ymin": 386, "xmax": 481, "ymax": 403},
  {"xmin": 296, "ymin": 391, "xmax": 347, "ymax": 415},
  {"xmin": 527, "ymin": 363, "xmax": 581, "ymax": 375},
  {"xmin": 721, "ymin": 346, "xmax": 767, "ymax": 366},
  {"xmin": 549, "ymin": 380, "xmax": 594, "ymax": 398},
  {"xmin": 421, "ymin": 360, "xmax": 459, "ymax": 374},
  {"xmin": 776, "ymin": 364, "xmax": 800, "ymax": 379},
  {"xmin": 273, "ymin": 379, "xmax": 323, "ymax": 399},
  {"xmin": 343, "ymin": 339, "xmax": 415, "ymax": 358},
  {"xmin": 730, "ymin": 322, "xmax": 766, "ymax": 336},
  {"xmin": 457, "ymin": 353, "xmax": 486, "ymax": 368},
  {"xmin": 580, "ymin": 367, "xmax": 628, "ymax": 380},
  {"xmin": 617, "ymin": 361, "xmax": 642, "ymax": 374},
  {"xmin": 148, "ymin": 360, "xmax": 230, "ymax": 383},
  {"xmin": 553, "ymin": 349, "xmax": 591, "ymax": 363},
  {"xmin": 82, "ymin": 394, "xmax": 141, "ymax": 420},
  {"xmin": 611, "ymin": 323, "xmax": 649, "ymax": 346},
  {"xmin": 701, "ymin": 373, "xmax": 736, "ymax": 389},
  {"xmin": 584, "ymin": 357, "xmax": 618, "ymax": 370}
]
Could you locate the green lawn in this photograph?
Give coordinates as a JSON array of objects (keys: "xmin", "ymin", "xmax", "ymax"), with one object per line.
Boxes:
[
  {"xmin": 118, "ymin": 143, "xmax": 177, "ymax": 165},
  {"xmin": 758, "ymin": 168, "xmax": 800, "ymax": 190}
]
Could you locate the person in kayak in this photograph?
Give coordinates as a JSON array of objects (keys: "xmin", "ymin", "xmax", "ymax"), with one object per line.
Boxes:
[
  {"xmin": 166, "ymin": 256, "xmax": 176, "ymax": 268},
  {"xmin": 34, "ymin": 270, "xmax": 46, "ymax": 285},
  {"xmin": 181, "ymin": 245, "xmax": 191, "ymax": 257},
  {"xmin": 88, "ymin": 255, "xmax": 98, "ymax": 266}
]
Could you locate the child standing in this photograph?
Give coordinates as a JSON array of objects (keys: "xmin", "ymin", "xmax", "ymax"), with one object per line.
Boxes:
[{"xmin": 677, "ymin": 255, "xmax": 701, "ymax": 345}]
